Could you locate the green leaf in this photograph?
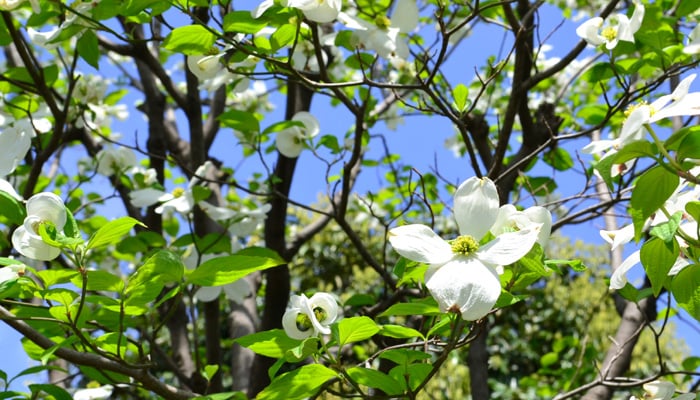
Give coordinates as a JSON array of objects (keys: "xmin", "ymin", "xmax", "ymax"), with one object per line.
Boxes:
[
  {"xmin": 671, "ymin": 264, "xmax": 700, "ymax": 322},
  {"xmin": 125, "ymin": 250, "xmax": 184, "ymax": 306},
  {"xmin": 686, "ymin": 201, "xmax": 700, "ymax": 222},
  {"xmin": 629, "ymin": 166, "xmax": 679, "ymax": 241},
  {"xmin": 192, "ymin": 392, "xmax": 247, "ymax": 400},
  {"xmin": 452, "ymin": 83, "xmax": 469, "ymax": 113},
  {"xmin": 223, "ymin": 11, "xmax": 269, "ymax": 34},
  {"xmin": 649, "ymin": 212, "xmax": 682, "ymax": 243},
  {"xmin": 219, "ymin": 109, "xmax": 260, "ymax": 134},
  {"xmin": 284, "ymin": 337, "xmax": 320, "ymax": 362},
  {"xmin": 162, "ymin": 25, "xmax": 217, "ymax": 55},
  {"xmin": 379, "ymin": 324, "xmax": 424, "ymax": 339},
  {"xmin": 77, "ymin": 29, "xmax": 100, "ymax": 69},
  {"xmin": 87, "ymin": 216, "xmax": 145, "ymax": 250},
  {"xmin": 270, "ymin": 24, "xmax": 297, "ymax": 52},
  {"xmin": 540, "ymin": 352, "xmax": 559, "ymax": 368},
  {"xmin": 39, "ymin": 336, "xmax": 78, "ymax": 366},
  {"xmin": 203, "ymin": 365, "xmax": 220, "ymax": 382},
  {"xmin": 0, "ymin": 190, "xmax": 25, "ymax": 225},
  {"xmin": 29, "ymin": 384, "xmax": 72, "ymax": 400},
  {"xmin": 676, "ymin": 129, "xmax": 700, "ymax": 161},
  {"xmin": 333, "ymin": 316, "xmax": 380, "ymax": 347},
  {"xmin": 257, "ymin": 364, "xmax": 337, "ymax": 400},
  {"xmin": 37, "ymin": 269, "xmax": 79, "ymax": 287},
  {"xmin": 71, "ymin": 270, "xmax": 124, "ymax": 292},
  {"xmin": 640, "ymin": 237, "xmax": 679, "ymax": 296},
  {"xmin": 186, "ymin": 254, "xmax": 284, "ymax": 286},
  {"xmin": 378, "ymin": 298, "xmax": 441, "ymax": 317},
  {"xmin": 543, "ymin": 147, "xmax": 574, "ymax": 171},
  {"xmin": 234, "ymin": 329, "xmax": 301, "ymax": 358},
  {"xmin": 346, "ymin": 367, "xmax": 403, "ymax": 396}
]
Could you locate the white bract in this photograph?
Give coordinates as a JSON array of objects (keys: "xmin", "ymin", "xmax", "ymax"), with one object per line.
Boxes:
[
  {"xmin": 73, "ymin": 385, "xmax": 114, "ymax": 400},
  {"xmin": 129, "ymin": 161, "xmax": 215, "ymax": 215},
  {"xmin": 96, "ymin": 147, "xmax": 137, "ymax": 176},
  {"xmin": 0, "ymin": 264, "xmax": 25, "ymax": 284},
  {"xmin": 275, "ymin": 111, "xmax": 320, "ymax": 158},
  {"xmin": 576, "ymin": 2, "xmax": 644, "ymax": 49},
  {"xmin": 0, "ymin": 0, "xmax": 38, "ymax": 12},
  {"xmin": 196, "ymin": 278, "xmax": 253, "ymax": 304},
  {"xmin": 628, "ymin": 380, "xmax": 697, "ymax": 400},
  {"xmin": 282, "ymin": 292, "xmax": 339, "ymax": 340},
  {"xmin": 388, "ymin": 177, "xmax": 545, "ymax": 321},
  {"xmin": 199, "ymin": 201, "xmax": 272, "ymax": 237},
  {"xmin": 583, "ymin": 74, "xmax": 700, "ymax": 162},
  {"xmin": 339, "ymin": 0, "xmax": 419, "ymax": 65},
  {"xmin": 12, "ymin": 193, "xmax": 67, "ymax": 261},
  {"xmin": 683, "ymin": 25, "xmax": 700, "ymax": 55},
  {"xmin": 253, "ymin": 0, "xmax": 341, "ymax": 23}
]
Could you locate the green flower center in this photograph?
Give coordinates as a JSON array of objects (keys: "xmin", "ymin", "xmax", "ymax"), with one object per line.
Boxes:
[
  {"xmin": 601, "ymin": 26, "xmax": 617, "ymax": 42},
  {"xmin": 295, "ymin": 307, "xmax": 327, "ymax": 331},
  {"xmin": 450, "ymin": 235, "xmax": 479, "ymax": 256},
  {"xmin": 172, "ymin": 187, "xmax": 186, "ymax": 198},
  {"xmin": 375, "ymin": 15, "xmax": 391, "ymax": 30}
]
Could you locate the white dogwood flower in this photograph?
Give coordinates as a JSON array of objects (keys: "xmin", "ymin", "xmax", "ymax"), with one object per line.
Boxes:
[
  {"xmin": 253, "ymin": 0, "xmax": 341, "ymax": 23},
  {"xmin": 388, "ymin": 177, "xmax": 543, "ymax": 321},
  {"xmin": 583, "ymin": 74, "xmax": 700, "ymax": 157},
  {"xmin": 96, "ymin": 147, "xmax": 137, "ymax": 176},
  {"xmin": 339, "ymin": 0, "xmax": 418, "ymax": 64},
  {"xmin": 683, "ymin": 25, "xmax": 700, "ymax": 55},
  {"xmin": 0, "ymin": 264, "xmax": 25, "ymax": 284},
  {"xmin": 129, "ymin": 161, "xmax": 215, "ymax": 215},
  {"xmin": 282, "ymin": 292, "xmax": 339, "ymax": 340},
  {"xmin": 12, "ymin": 193, "xmax": 67, "ymax": 261},
  {"xmin": 576, "ymin": 2, "xmax": 644, "ymax": 49},
  {"xmin": 275, "ymin": 111, "xmax": 320, "ymax": 158},
  {"xmin": 632, "ymin": 380, "xmax": 697, "ymax": 400},
  {"xmin": 73, "ymin": 385, "xmax": 113, "ymax": 400}
]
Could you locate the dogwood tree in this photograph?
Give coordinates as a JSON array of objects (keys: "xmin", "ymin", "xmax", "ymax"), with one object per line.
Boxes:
[{"xmin": 0, "ymin": 0, "xmax": 699, "ymax": 399}]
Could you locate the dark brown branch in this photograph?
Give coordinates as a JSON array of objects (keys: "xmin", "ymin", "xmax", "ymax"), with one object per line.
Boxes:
[{"xmin": 0, "ymin": 305, "xmax": 197, "ymax": 400}]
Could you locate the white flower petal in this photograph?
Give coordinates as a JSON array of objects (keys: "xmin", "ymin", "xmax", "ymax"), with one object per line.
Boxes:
[
  {"xmin": 609, "ymin": 250, "xmax": 641, "ymax": 289},
  {"xmin": 282, "ymin": 308, "xmax": 313, "ymax": 340},
  {"xmin": 453, "ymin": 176, "xmax": 499, "ymax": 239},
  {"xmin": 194, "ymin": 286, "xmax": 222, "ymax": 302},
  {"xmin": 642, "ymin": 380, "xmax": 675, "ymax": 400},
  {"xmin": 276, "ymin": 128, "xmax": 304, "ymax": 158},
  {"xmin": 292, "ymin": 111, "xmax": 320, "ymax": 138},
  {"xmin": 576, "ymin": 17, "xmax": 605, "ymax": 46},
  {"xmin": 523, "ymin": 206, "xmax": 552, "ymax": 247},
  {"xmin": 392, "ymin": 0, "xmax": 419, "ymax": 33},
  {"xmin": 307, "ymin": 292, "xmax": 339, "ymax": 332},
  {"xmin": 26, "ymin": 193, "xmax": 67, "ymax": 230},
  {"xmin": 222, "ymin": 279, "xmax": 253, "ymax": 304},
  {"xmin": 74, "ymin": 385, "xmax": 114, "ymax": 400},
  {"xmin": 600, "ymin": 223, "xmax": 635, "ymax": 251},
  {"xmin": 129, "ymin": 188, "xmax": 170, "ymax": 208},
  {"xmin": 252, "ymin": 0, "xmax": 275, "ymax": 18},
  {"xmin": 425, "ymin": 257, "xmax": 501, "ymax": 321},
  {"xmin": 388, "ymin": 224, "xmax": 453, "ymax": 264},
  {"xmin": 477, "ymin": 224, "xmax": 541, "ymax": 267},
  {"xmin": 581, "ymin": 139, "xmax": 618, "ymax": 154},
  {"xmin": 12, "ymin": 226, "xmax": 61, "ymax": 261}
]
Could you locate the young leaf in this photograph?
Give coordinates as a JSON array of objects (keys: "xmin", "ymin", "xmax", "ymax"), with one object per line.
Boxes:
[
  {"xmin": 629, "ymin": 165, "xmax": 679, "ymax": 241},
  {"xmin": 452, "ymin": 83, "xmax": 469, "ymax": 113},
  {"xmin": 257, "ymin": 364, "xmax": 337, "ymax": 400},
  {"xmin": 346, "ymin": 367, "xmax": 404, "ymax": 396},
  {"xmin": 671, "ymin": 264, "xmax": 700, "ymax": 322},
  {"xmin": 87, "ymin": 216, "xmax": 145, "ymax": 250},
  {"xmin": 234, "ymin": 329, "xmax": 301, "ymax": 358},
  {"xmin": 186, "ymin": 254, "xmax": 284, "ymax": 286},
  {"xmin": 162, "ymin": 25, "xmax": 217, "ymax": 55},
  {"xmin": 640, "ymin": 237, "xmax": 679, "ymax": 296},
  {"xmin": 333, "ymin": 316, "xmax": 380, "ymax": 347}
]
